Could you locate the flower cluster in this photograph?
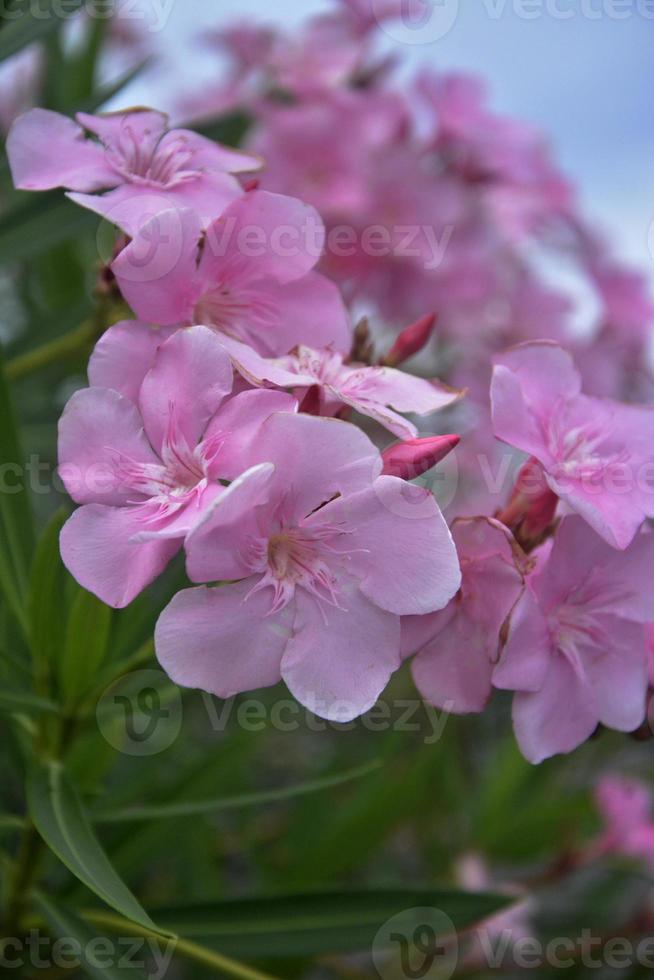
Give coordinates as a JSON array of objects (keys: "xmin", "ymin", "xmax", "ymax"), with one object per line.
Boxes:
[{"xmin": 7, "ymin": 1, "xmax": 654, "ymax": 761}]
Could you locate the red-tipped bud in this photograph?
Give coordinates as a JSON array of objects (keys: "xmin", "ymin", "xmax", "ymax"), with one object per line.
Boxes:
[
  {"xmin": 382, "ymin": 313, "xmax": 437, "ymax": 367},
  {"xmin": 496, "ymin": 456, "xmax": 558, "ymax": 547},
  {"xmin": 382, "ymin": 434, "xmax": 460, "ymax": 480}
]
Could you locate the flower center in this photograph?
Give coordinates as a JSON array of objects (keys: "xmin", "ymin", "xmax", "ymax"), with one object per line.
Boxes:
[
  {"xmin": 111, "ymin": 407, "xmax": 208, "ymax": 518},
  {"xmin": 244, "ymin": 519, "xmax": 356, "ymax": 616},
  {"xmin": 549, "ymin": 574, "xmax": 633, "ymax": 664},
  {"xmin": 548, "ymin": 412, "xmax": 630, "ymax": 486},
  {"xmin": 193, "ymin": 284, "xmax": 279, "ymax": 347},
  {"xmin": 107, "ymin": 125, "xmax": 196, "ymax": 188}
]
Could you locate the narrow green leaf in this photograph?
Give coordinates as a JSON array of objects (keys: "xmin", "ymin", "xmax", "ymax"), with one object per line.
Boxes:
[
  {"xmin": 0, "ymin": 343, "xmax": 34, "ymax": 629},
  {"xmin": 76, "ymin": 59, "xmax": 152, "ymax": 115},
  {"xmin": 0, "ymin": 814, "xmax": 25, "ymax": 832},
  {"xmin": 27, "ymin": 761, "xmax": 168, "ymax": 936},
  {"xmin": 0, "ymin": 193, "xmax": 97, "ymax": 267},
  {"xmin": 28, "ymin": 509, "xmax": 67, "ymax": 684},
  {"xmin": 149, "ymin": 889, "xmax": 512, "ymax": 958},
  {"xmin": 192, "ymin": 110, "xmax": 252, "ymax": 148},
  {"xmin": 0, "ymin": 690, "xmax": 59, "ymax": 715},
  {"xmin": 60, "ymin": 588, "xmax": 112, "ymax": 705},
  {"xmin": 34, "ymin": 892, "xmax": 149, "ymax": 980},
  {"xmin": 0, "ymin": 0, "xmax": 85, "ymax": 63},
  {"xmin": 94, "ymin": 759, "xmax": 383, "ymax": 824}
]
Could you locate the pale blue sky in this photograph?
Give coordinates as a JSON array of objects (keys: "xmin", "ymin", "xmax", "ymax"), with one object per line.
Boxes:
[{"xmin": 119, "ymin": 0, "xmax": 654, "ymax": 278}]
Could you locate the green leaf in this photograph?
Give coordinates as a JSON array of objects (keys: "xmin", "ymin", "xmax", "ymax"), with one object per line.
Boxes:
[
  {"xmin": 0, "ymin": 0, "xmax": 85, "ymax": 63},
  {"xmin": 0, "ymin": 193, "xmax": 97, "ymax": 268},
  {"xmin": 193, "ymin": 110, "xmax": 252, "ymax": 148},
  {"xmin": 0, "ymin": 343, "xmax": 34, "ymax": 630},
  {"xmin": 76, "ymin": 59, "xmax": 152, "ymax": 115},
  {"xmin": 94, "ymin": 759, "xmax": 383, "ymax": 824},
  {"xmin": 34, "ymin": 892, "xmax": 149, "ymax": 980},
  {"xmin": 0, "ymin": 690, "xmax": 59, "ymax": 715},
  {"xmin": 60, "ymin": 588, "xmax": 112, "ymax": 705},
  {"xmin": 150, "ymin": 889, "xmax": 511, "ymax": 958},
  {"xmin": 27, "ymin": 761, "xmax": 168, "ymax": 936},
  {"xmin": 28, "ymin": 509, "xmax": 68, "ymax": 685}
]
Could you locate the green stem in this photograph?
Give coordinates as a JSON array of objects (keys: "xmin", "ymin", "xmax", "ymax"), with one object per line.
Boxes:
[
  {"xmin": 5, "ymin": 320, "xmax": 98, "ymax": 382},
  {"xmin": 2, "ymin": 822, "xmax": 45, "ymax": 939},
  {"xmin": 81, "ymin": 910, "xmax": 283, "ymax": 980}
]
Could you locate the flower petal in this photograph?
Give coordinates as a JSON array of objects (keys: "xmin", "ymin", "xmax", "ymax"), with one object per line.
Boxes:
[
  {"xmin": 281, "ymin": 583, "xmax": 400, "ymax": 722},
  {"xmin": 155, "ymin": 580, "xmax": 291, "ymax": 698},
  {"xmin": 201, "ymin": 388, "xmax": 299, "ymax": 481},
  {"xmin": 250, "ymin": 412, "xmax": 382, "ymax": 519},
  {"xmin": 88, "ymin": 320, "xmax": 175, "ymax": 403},
  {"xmin": 584, "ymin": 617, "xmax": 647, "ymax": 732},
  {"xmin": 60, "ymin": 504, "xmax": 180, "ymax": 608},
  {"xmin": 511, "ymin": 655, "xmax": 598, "ymax": 763},
  {"xmin": 139, "ymin": 325, "xmax": 233, "ymax": 456},
  {"xmin": 7, "ymin": 109, "xmax": 115, "ymax": 191},
  {"xmin": 312, "ymin": 475, "xmax": 460, "ymax": 615},
  {"xmin": 185, "ymin": 464, "xmax": 276, "ymax": 583},
  {"xmin": 111, "ymin": 207, "xmax": 205, "ymax": 323},
  {"xmin": 57, "ymin": 387, "xmax": 158, "ymax": 506},
  {"xmin": 200, "ymin": 189, "xmax": 325, "ymax": 287},
  {"xmin": 411, "ymin": 614, "xmax": 495, "ymax": 713},
  {"xmin": 249, "ymin": 273, "xmax": 352, "ymax": 356}
]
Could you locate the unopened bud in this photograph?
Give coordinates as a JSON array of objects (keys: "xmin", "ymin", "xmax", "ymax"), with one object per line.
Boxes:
[
  {"xmin": 382, "ymin": 434, "xmax": 459, "ymax": 480},
  {"xmin": 382, "ymin": 313, "xmax": 436, "ymax": 367},
  {"xmin": 496, "ymin": 456, "xmax": 558, "ymax": 548}
]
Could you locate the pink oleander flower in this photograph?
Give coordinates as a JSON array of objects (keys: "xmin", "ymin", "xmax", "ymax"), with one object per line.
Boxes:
[
  {"xmin": 7, "ymin": 107, "xmax": 261, "ymax": 236},
  {"xmin": 402, "ymin": 517, "xmax": 525, "ymax": 713},
  {"xmin": 216, "ymin": 336, "xmax": 462, "ymax": 438},
  {"xmin": 491, "ymin": 341, "xmax": 654, "ymax": 550},
  {"xmin": 155, "ymin": 412, "xmax": 461, "ymax": 721},
  {"xmin": 493, "ymin": 516, "xmax": 654, "ymax": 763},
  {"xmin": 593, "ymin": 776, "xmax": 654, "ymax": 871},
  {"xmin": 58, "ymin": 325, "xmax": 296, "ymax": 608},
  {"xmin": 418, "ymin": 70, "xmax": 573, "ymax": 236},
  {"xmin": 112, "ymin": 190, "xmax": 351, "ymax": 357}
]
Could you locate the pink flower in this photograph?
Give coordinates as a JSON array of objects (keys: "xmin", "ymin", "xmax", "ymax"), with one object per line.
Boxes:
[
  {"xmin": 491, "ymin": 341, "xmax": 654, "ymax": 549},
  {"xmin": 403, "ymin": 518, "xmax": 525, "ymax": 713},
  {"xmin": 155, "ymin": 413, "xmax": 461, "ymax": 721},
  {"xmin": 58, "ymin": 325, "xmax": 296, "ymax": 608},
  {"xmin": 593, "ymin": 776, "xmax": 654, "ymax": 871},
  {"xmin": 493, "ymin": 517, "xmax": 654, "ymax": 763},
  {"xmin": 112, "ymin": 190, "xmax": 351, "ymax": 357},
  {"xmin": 217, "ymin": 336, "xmax": 462, "ymax": 438},
  {"xmin": 7, "ymin": 107, "xmax": 261, "ymax": 235}
]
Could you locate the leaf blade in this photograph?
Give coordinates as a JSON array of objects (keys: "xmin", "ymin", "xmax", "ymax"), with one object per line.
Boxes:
[
  {"xmin": 94, "ymin": 759, "xmax": 383, "ymax": 824},
  {"xmin": 27, "ymin": 761, "xmax": 168, "ymax": 936},
  {"xmin": 148, "ymin": 889, "xmax": 511, "ymax": 958},
  {"xmin": 34, "ymin": 892, "xmax": 149, "ymax": 980}
]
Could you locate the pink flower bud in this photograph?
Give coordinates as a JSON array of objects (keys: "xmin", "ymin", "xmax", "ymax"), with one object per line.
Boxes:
[
  {"xmin": 497, "ymin": 456, "xmax": 558, "ymax": 545},
  {"xmin": 382, "ymin": 434, "xmax": 459, "ymax": 479},
  {"xmin": 382, "ymin": 313, "xmax": 437, "ymax": 367}
]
